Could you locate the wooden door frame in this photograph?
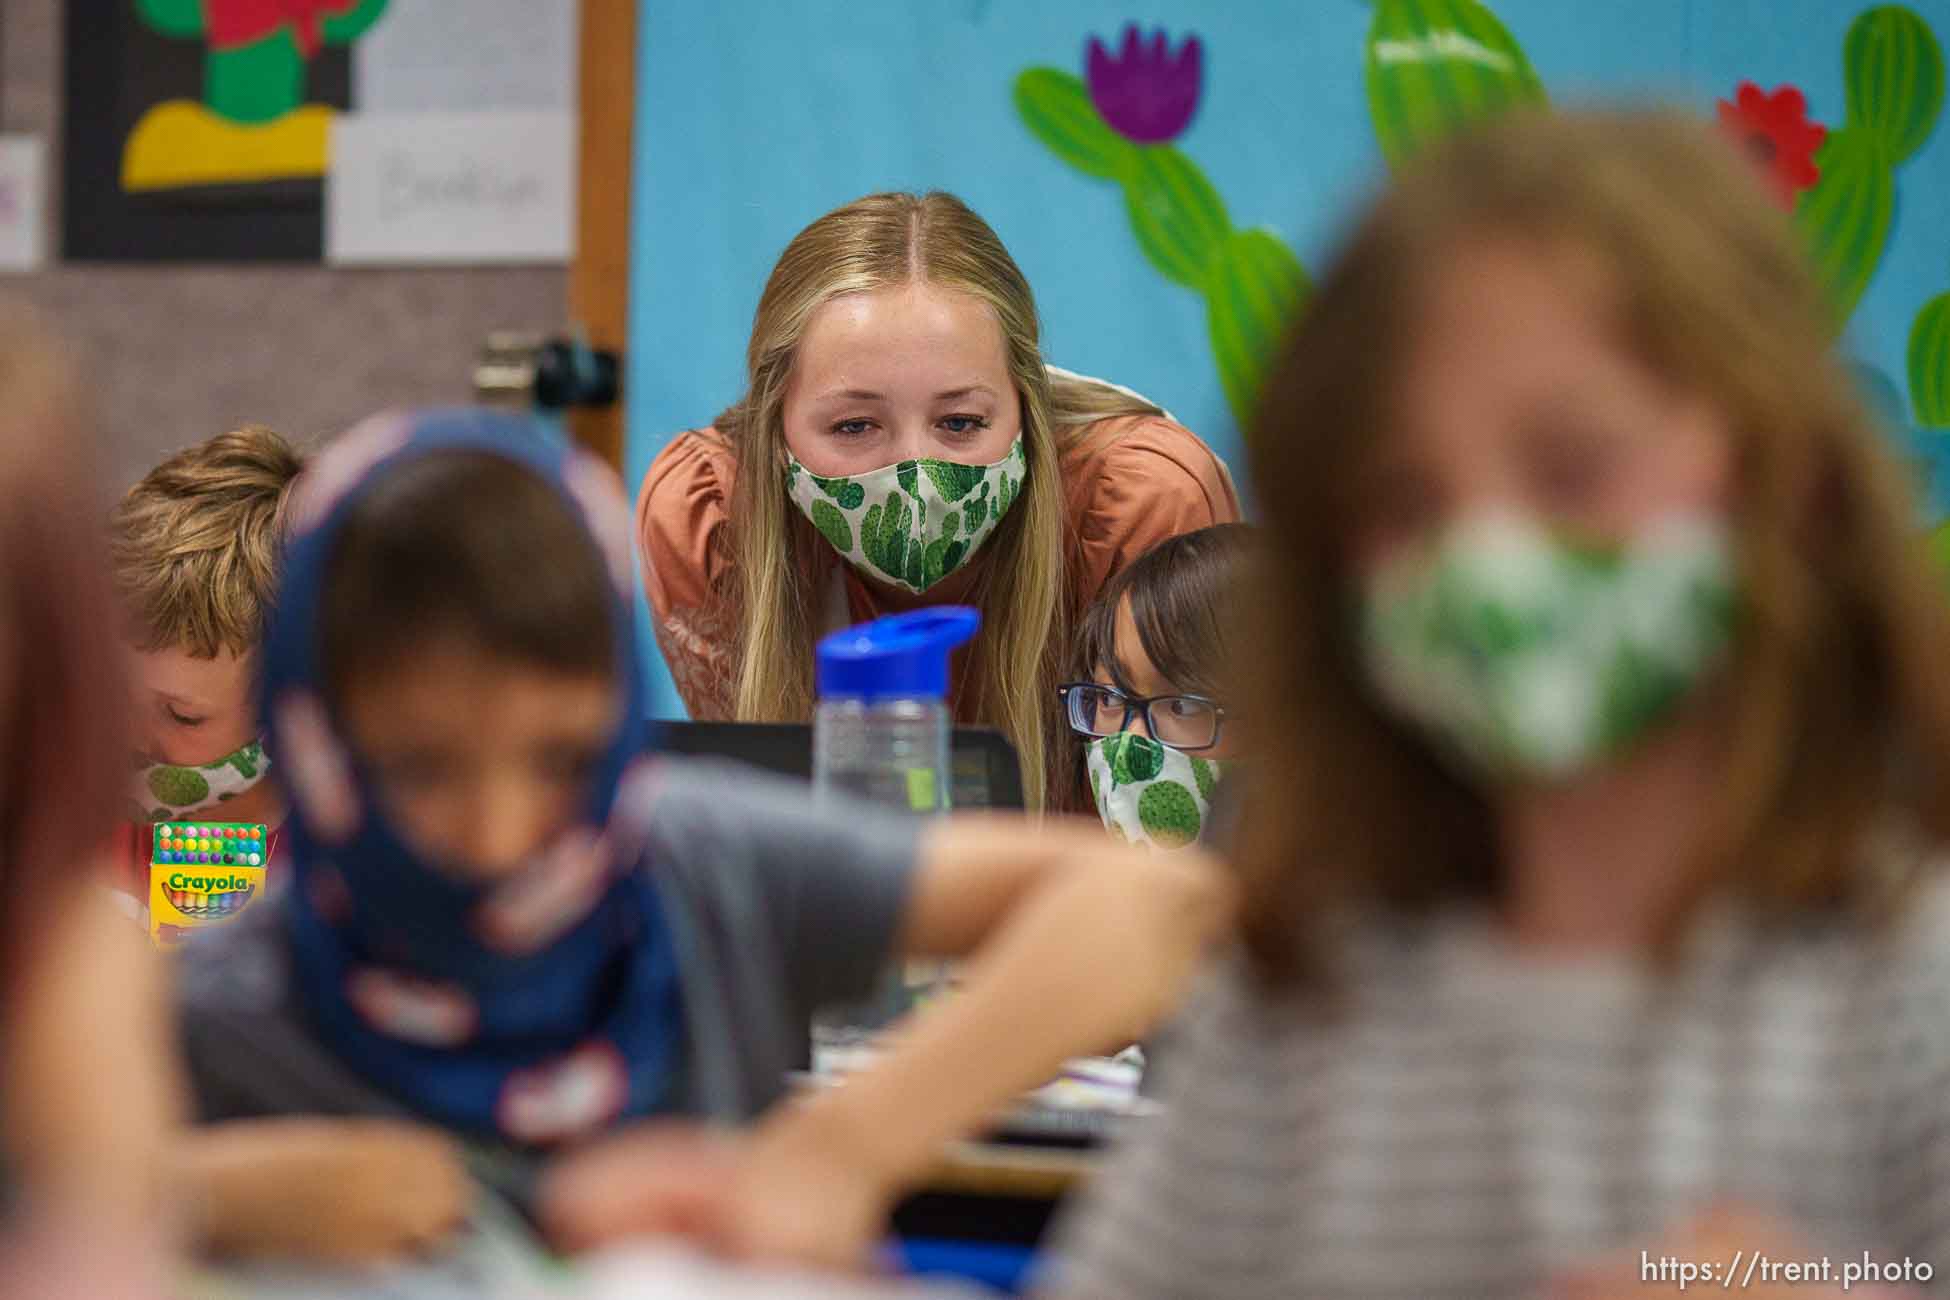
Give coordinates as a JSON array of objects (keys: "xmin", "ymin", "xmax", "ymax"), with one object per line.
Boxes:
[{"xmin": 568, "ymin": 0, "xmax": 637, "ymax": 471}]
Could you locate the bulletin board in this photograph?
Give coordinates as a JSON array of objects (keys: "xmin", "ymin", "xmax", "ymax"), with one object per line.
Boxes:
[
  {"xmin": 62, "ymin": 0, "xmax": 577, "ymax": 264},
  {"xmin": 626, "ymin": 0, "xmax": 1950, "ymax": 718},
  {"xmin": 4, "ymin": 0, "xmax": 565, "ymax": 487}
]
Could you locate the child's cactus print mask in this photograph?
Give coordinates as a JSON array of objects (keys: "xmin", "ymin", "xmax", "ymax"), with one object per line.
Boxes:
[
  {"xmin": 1359, "ymin": 512, "xmax": 1738, "ymax": 785},
  {"xmin": 1086, "ymin": 731, "xmax": 1226, "ymax": 852},
  {"xmin": 785, "ymin": 438, "xmax": 1027, "ymax": 595},
  {"xmin": 130, "ymin": 737, "xmax": 272, "ymax": 821}
]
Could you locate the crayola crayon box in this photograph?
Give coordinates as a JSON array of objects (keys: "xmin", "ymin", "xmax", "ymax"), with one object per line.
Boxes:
[{"xmin": 148, "ymin": 821, "xmax": 268, "ymax": 949}]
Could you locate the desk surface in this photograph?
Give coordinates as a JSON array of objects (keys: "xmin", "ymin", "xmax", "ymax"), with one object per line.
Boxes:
[
  {"xmin": 929, "ymin": 1140, "xmax": 1098, "ymax": 1198},
  {"xmin": 187, "ymin": 1134, "xmax": 1096, "ymax": 1299},
  {"xmin": 192, "ymin": 1238, "xmax": 1001, "ymax": 1299}
]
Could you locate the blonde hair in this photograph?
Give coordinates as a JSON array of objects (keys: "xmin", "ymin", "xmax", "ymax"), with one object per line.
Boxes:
[
  {"xmin": 714, "ymin": 191, "xmax": 1159, "ymax": 809},
  {"xmin": 111, "ymin": 424, "xmax": 305, "ymax": 659},
  {"xmin": 1236, "ymin": 109, "xmax": 1950, "ymax": 985}
]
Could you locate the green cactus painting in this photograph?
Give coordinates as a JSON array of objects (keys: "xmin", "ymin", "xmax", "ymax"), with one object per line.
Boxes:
[
  {"xmin": 122, "ymin": 0, "xmax": 390, "ymax": 192},
  {"xmin": 1018, "ymin": 5, "xmax": 1946, "ymax": 444},
  {"xmin": 1361, "ymin": 1, "xmax": 1939, "ymax": 323},
  {"xmin": 1804, "ymin": 9, "xmax": 1950, "ymax": 559},
  {"xmin": 1789, "ymin": 7, "xmax": 1944, "ymax": 318},
  {"xmin": 1715, "ymin": 7, "xmax": 1950, "ymax": 582},
  {"xmin": 1902, "ymin": 294, "xmax": 1950, "ymax": 554},
  {"xmin": 1879, "ymin": 8, "xmax": 1950, "ymax": 552},
  {"xmin": 1911, "ymin": 294, "xmax": 1950, "ymax": 430},
  {"xmin": 1363, "ymin": 0, "xmax": 1546, "ymax": 166},
  {"xmin": 1015, "ymin": 26, "xmax": 1311, "ymax": 431}
]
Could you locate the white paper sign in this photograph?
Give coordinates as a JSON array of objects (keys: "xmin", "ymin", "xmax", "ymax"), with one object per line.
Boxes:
[
  {"xmin": 0, "ymin": 137, "xmax": 47, "ymax": 271},
  {"xmin": 354, "ymin": 0, "xmax": 577, "ymax": 113},
  {"xmin": 327, "ymin": 112, "xmax": 574, "ymax": 266}
]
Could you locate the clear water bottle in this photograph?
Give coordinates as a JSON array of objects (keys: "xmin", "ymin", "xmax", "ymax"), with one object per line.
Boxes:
[
  {"xmin": 810, "ymin": 607, "xmax": 979, "ymax": 1068},
  {"xmin": 813, "ymin": 607, "xmax": 979, "ymax": 813}
]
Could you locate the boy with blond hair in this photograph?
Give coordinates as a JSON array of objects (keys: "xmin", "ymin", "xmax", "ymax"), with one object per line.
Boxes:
[
  {"xmin": 109, "ymin": 424, "xmax": 303, "ymax": 897},
  {"xmin": 112, "ymin": 425, "xmax": 482, "ymax": 1264}
]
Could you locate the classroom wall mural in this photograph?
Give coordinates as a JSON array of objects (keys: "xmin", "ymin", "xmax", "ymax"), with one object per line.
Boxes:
[
  {"xmin": 1016, "ymin": 30, "xmax": 1310, "ymax": 430},
  {"xmin": 629, "ymin": 0, "xmax": 1950, "ymax": 718},
  {"xmin": 1014, "ymin": 5, "xmax": 1949, "ymax": 446}
]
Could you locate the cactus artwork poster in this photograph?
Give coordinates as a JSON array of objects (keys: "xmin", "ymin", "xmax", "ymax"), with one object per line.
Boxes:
[
  {"xmin": 63, "ymin": 0, "xmax": 377, "ymax": 260},
  {"xmin": 62, "ymin": 0, "xmax": 572, "ymax": 263},
  {"xmin": 119, "ymin": 0, "xmax": 390, "ymax": 193}
]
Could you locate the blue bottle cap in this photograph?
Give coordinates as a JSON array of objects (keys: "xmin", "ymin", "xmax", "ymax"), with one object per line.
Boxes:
[{"xmin": 816, "ymin": 607, "xmax": 981, "ymax": 701}]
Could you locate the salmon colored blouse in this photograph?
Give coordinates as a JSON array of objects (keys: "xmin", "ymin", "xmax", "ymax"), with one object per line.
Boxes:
[{"xmin": 636, "ymin": 414, "xmax": 1242, "ymax": 731}]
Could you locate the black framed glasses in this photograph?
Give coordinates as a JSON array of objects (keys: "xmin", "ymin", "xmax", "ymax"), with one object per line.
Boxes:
[{"xmin": 1057, "ymin": 682, "xmax": 1229, "ymax": 752}]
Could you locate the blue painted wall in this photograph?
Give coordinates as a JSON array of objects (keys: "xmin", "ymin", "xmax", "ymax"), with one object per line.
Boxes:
[{"xmin": 627, "ymin": 1, "xmax": 1950, "ymax": 716}]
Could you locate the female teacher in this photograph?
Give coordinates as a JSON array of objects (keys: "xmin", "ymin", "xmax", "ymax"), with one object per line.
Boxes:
[{"xmin": 637, "ymin": 191, "xmax": 1240, "ymax": 810}]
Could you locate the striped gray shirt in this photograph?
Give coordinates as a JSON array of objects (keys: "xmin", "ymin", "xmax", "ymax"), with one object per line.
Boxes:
[{"xmin": 1050, "ymin": 879, "xmax": 1950, "ymax": 1298}]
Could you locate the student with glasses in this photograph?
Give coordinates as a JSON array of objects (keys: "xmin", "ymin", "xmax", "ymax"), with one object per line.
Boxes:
[{"xmin": 1062, "ymin": 525, "xmax": 1255, "ymax": 850}]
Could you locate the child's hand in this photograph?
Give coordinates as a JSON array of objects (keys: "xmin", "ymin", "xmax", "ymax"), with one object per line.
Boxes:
[
  {"xmin": 184, "ymin": 1117, "xmax": 472, "ymax": 1264},
  {"xmin": 541, "ymin": 1116, "xmax": 893, "ymax": 1274}
]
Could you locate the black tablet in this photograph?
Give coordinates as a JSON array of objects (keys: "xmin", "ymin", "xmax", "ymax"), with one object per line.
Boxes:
[{"xmin": 651, "ymin": 721, "xmax": 1026, "ymax": 812}]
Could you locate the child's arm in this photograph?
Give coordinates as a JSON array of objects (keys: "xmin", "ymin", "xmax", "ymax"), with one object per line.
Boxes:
[
  {"xmin": 846, "ymin": 816, "xmax": 1234, "ymax": 1158},
  {"xmin": 3, "ymin": 888, "xmax": 181, "ymax": 1221},
  {"xmin": 895, "ymin": 813, "xmax": 1160, "ymax": 957},
  {"xmin": 544, "ymin": 818, "xmax": 1235, "ymax": 1267},
  {"xmin": 177, "ymin": 1117, "xmax": 472, "ymax": 1263},
  {"xmin": 1, "ymin": 888, "xmax": 181, "ymax": 1294}
]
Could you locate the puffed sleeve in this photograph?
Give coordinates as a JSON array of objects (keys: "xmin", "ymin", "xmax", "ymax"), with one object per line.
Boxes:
[
  {"xmin": 635, "ymin": 430, "xmax": 741, "ymax": 720},
  {"xmin": 1064, "ymin": 415, "xmax": 1243, "ymax": 606}
]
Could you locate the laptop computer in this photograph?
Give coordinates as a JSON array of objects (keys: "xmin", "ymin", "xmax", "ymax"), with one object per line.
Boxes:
[{"xmin": 652, "ymin": 721, "xmax": 1026, "ymax": 811}]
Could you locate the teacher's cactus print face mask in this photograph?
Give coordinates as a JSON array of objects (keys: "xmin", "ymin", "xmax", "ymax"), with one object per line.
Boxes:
[{"xmin": 786, "ymin": 438, "xmax": 1026, "ymax": 594}]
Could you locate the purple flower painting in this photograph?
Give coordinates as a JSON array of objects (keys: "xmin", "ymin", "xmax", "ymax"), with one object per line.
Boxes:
[{"xmin": 1086, "ymin": 24, "xmax": 1203, "ymax": 144}]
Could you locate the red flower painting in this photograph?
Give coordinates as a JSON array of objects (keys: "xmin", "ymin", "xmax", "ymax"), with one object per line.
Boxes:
[{"xmin": 1717, "ymin": 81, "xmax": 1827, "ymax": 209}]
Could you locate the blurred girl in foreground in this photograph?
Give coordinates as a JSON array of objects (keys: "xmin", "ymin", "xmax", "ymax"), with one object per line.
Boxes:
[
  {"xmin": 1053, "ymin": 109, "xmax": 1950, "ymax": 1299},
  {"xmin": 0, "ymin": 309, "xmax": 179, "ymax": 1295}
]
